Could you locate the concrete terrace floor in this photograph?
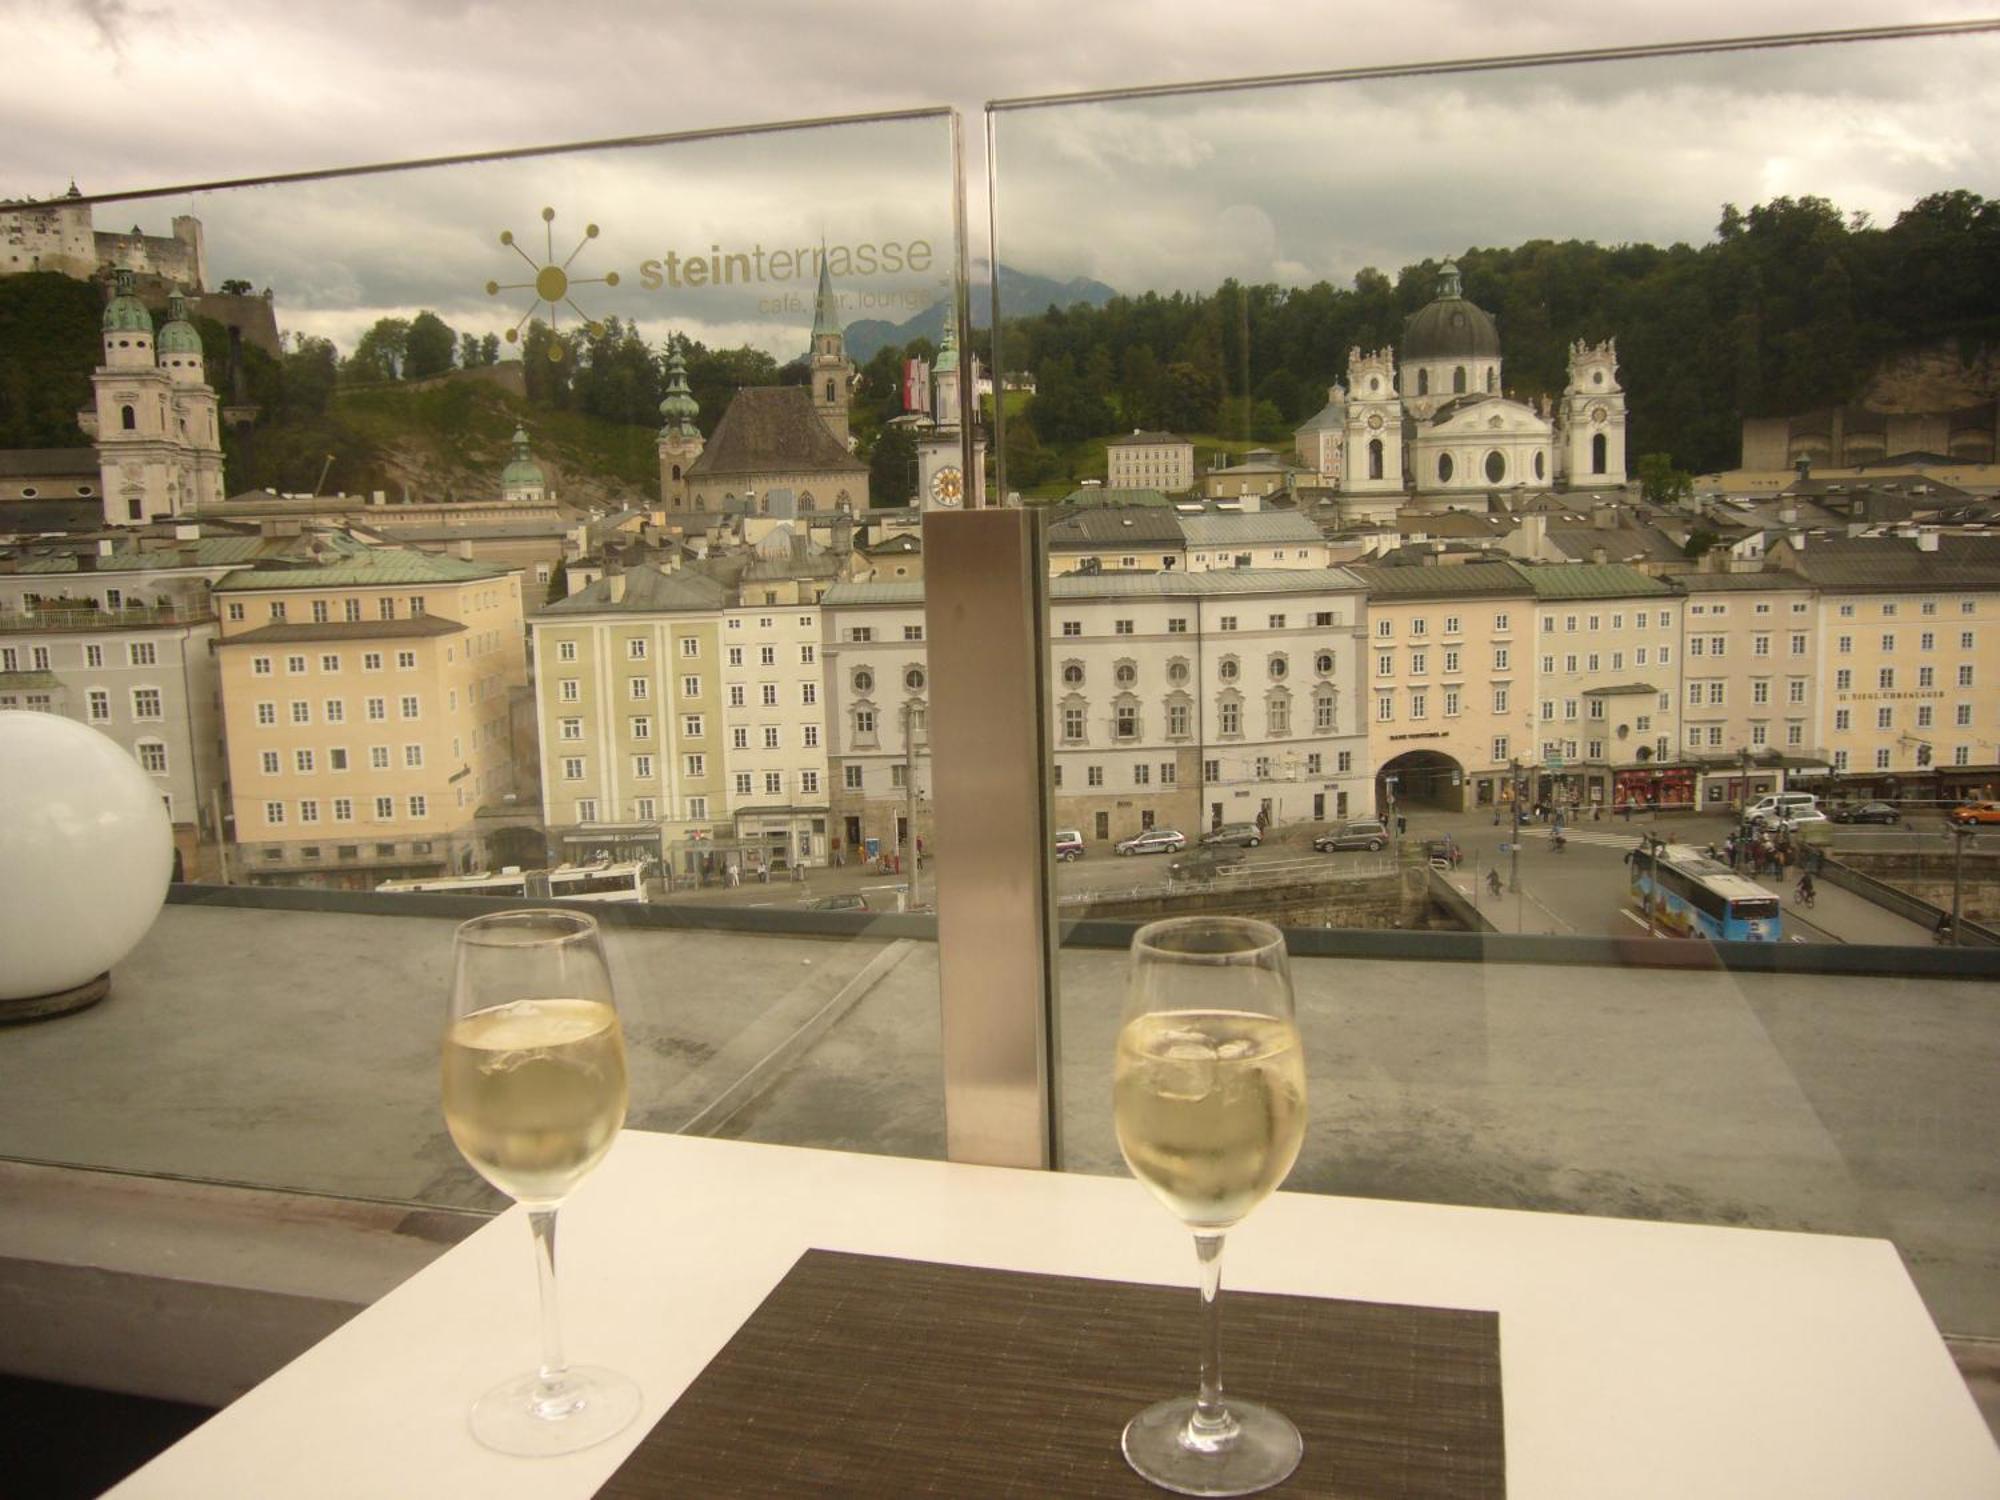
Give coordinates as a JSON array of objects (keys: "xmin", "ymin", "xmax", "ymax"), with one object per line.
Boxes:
[{"xmin": 2, "ymin": 901, "xmax": 1997, "ymax": 1348}]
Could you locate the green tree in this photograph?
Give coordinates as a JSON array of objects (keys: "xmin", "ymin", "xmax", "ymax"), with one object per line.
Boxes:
[
  {"xmin": 868, "ymin": 423, "xmax": 918, "ymax": 507},
  {"xmin": 458, "ymin": 332, "xmax": 482, "ymax": 370},
  {"xmin": 1159, "ymin": 361, "xmax": 1220, "ymax": 435},
  {"xmin": 1637, "ymin": 452, "xmax": 1694, "ymax": 508},
  {"xmin": 344, "ymin": 317, "xmax": 410, "ymax": 382},
  {"xmin": 219, "ymin": 278, "xmax": 254, "ymax": 295},
  {"xmin": 545, "ymin": 557, "xmax": 570, "ymax": 604},
  {"xmin": 1683, "ymin": 528, "xmax": 1721, "ymax": 560},
  {"xmin": 0, "ymin": 272, "xmax": 100, "ymax": 447},
  {"xmin": 403, "ymin": 311, "xmax": 457, "ymax": 380},
  {"xmin": 479, "ymin": 332, "xmax": 501, "ymax": 365}
]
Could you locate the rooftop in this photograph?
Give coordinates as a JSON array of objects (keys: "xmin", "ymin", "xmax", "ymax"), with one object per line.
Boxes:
[
  {"xmin": 1346, "ymin": 560, "xmax": 1535, "ymax": 599},
  {"xmin": 1105, "ymin": 431, "xmax": 1191, "ymax": 446},
  {"xmin": 684, "ymin": 386, "xmax": 867, "ymax": 479},
  {"xmin": 218, "ymin": 615, "xmax": 467, "ymax": 645},
  {"xmin": 211, "ymin": 540, "xmax": 514, "ymax": 592},
  {"xmin": 537, "ymin": 564, "xmax": 731, "ymax": 616},
  {"xmin": 1509, "ymin": 561, "xmax": 1678, "ymax": 600}
]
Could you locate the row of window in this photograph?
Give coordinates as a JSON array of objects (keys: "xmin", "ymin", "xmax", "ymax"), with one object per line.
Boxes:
[
  {"xmin": 1375, "ymin": 686, "xmax": 1514, "ymax": 722},
  {"xmin": 1831, "ymin": 703, "xmax": 1976, "ymax": 732},
  {"xmin": 1057, "ymin": 611, "xmax": 1343, "ymax": 639},
  {"xmin": 1377, "ymin": 647, "xmax": 1508, "ymax": 677},
  {"xmin": 227, "ymin": 595, "xmax": 428, "ymax": 625},
  {"xmin": 2, "ymin": 642, "xmax": 162, "ymax": 671},
  {"xmin": 1833, "ymin": 632, "xmax": 1978, "ymax": 655},
  {"xmin": 570, "ymin": 797, "xmax": 707, "ymax": 824},
  {"xmin": 555, "ymin": 714, "xmax": 824, "ymax": 752},
  {"xmin": 250, "ymin": 650, "xmax": 417, "ymax": 676},
  {"xmin": 1686, "ymin": 680, "xmax": 1811, "ymax": 706},
  {"xmin": 1540, "ymin": 610, "xmax": 1674, "ymax": 632},
  {"xmin": 1056, "ymin": 692, "xmax": 1346, "ymax": 742},
  {"xmin": 844, "ymin": 625, "xmax": 927, "ymax": 643},
  {"xmin": 253, "ymin": 695, "xmax": 421, "ymax": 726},
  {"xmin": 1536, "ymin": 694, "xmax": 1672, "ymax": 722},
  {"xmin": 1372, "ymin": 613, "xmax": 1506, "ymax": 639},
  {"xmin": 1539, "ymin": 737, "xmax": 1675, "ymax": 762},
  {"xmin": 263, "ymin": 794, "xmax": 428, "ymax": 825},
  {"xmin": 1834, "ymin": 599, "xmax": 1978, "ymax": 618},
  {"xmin": 1539, "ymin": 646, "xmax": 1670, "ymax": 673},
  {"xmin": 1684, "ymin": 724, "xmax": 1808, "ymax": 749},
  {"xmin": 1831, "ymin": 746, "xmax": 1980, "ymax": 770},
  {"xmin": 1687, "ymin": 600, "xmax": 1812, "ymax": 616},
  {"xmin": 259, "ymin": 745, "xmax": 426, "ymax": 774}
]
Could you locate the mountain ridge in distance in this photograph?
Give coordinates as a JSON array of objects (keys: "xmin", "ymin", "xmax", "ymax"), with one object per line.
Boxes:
[{"xmin": 844, "ymin": 263, "xmax": 1116, "ymax": 363}]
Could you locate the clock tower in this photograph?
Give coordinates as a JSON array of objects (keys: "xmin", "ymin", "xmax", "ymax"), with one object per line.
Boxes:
[{"xmin": 916, "ymin": 297, "xmax": 985, "ymax": 511}]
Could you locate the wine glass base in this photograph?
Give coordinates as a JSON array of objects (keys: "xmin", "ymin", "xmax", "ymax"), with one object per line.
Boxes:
[
  {"xmin": 1122, "ymin": 1397, "xmax": 1302, "ymax": 1497},
  {"xmin": 469, "ymin": 1364, "xmax": 642, "ymax": 1457}
]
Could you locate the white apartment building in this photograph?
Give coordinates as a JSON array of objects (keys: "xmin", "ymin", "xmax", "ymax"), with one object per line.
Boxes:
[
  {"xmin": 719, "ymin": 601, "xmax": 832, "ymax": 868},
  {"xmin": 1106, "ymin": 431, "xmax": 1195, "ymax": 493},
  {"xmin": 820, "ymin": 583, "xmax": 932, "ymax": 863},
  {"xmin": 1674, "ymin": 572, "xmax": 1821, "ymax": 809},
  {"xmin": 1522, "ymin": 565, "xmax": 1686, "ymax": 809}
]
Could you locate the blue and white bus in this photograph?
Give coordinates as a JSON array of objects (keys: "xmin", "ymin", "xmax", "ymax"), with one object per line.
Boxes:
[{"xmin": 1627, "ymin": 844, "xmax": 1782, "ymax": 942}]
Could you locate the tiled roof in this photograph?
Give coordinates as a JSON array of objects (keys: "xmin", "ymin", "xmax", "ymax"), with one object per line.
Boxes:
[
  {"xmin": 1294, "ymin": 400, "xmax": 1342, "ymax": 433},
  {"xmin": 1778, "ymin": 535, "xmax": 2000, "ymax": 591},
  {"xmin": 1508, "ymin": 562, "xmax": 1676, "ymax": 600},
  {"xmin": 1584, "ymin": 682, "xmax": 1658, "ymax": 696},
  {"xmin": 0, "ymin": 501, "xmax": 105, "ymax": 535},
  {"xmin": 1047, "ymin": 507, "xmax": 1185, "ymax": 549},
  {"xmin": 1056, "ymin": 488, "xmax": 1175, "ymax": 508},
  {"xmin": 1546, "ymin": 527, "xmax": 1687, "ymax": 564},
  {"xmin": 1178, "ymin": 513, "xmax": 1323, "ymax": 546},
  {"xmin": 537, "ymin": 565, "xmax": 729, "ymax": 616},
  {"xmin": 219, "ymin": 616, "xmax": 467, "ymax": 645},
  {"xmin": 212, "ymin": 541, "xmax": 511, "ymax": 591},
  {"xmin": 684, "ymin": 387, "xmax": 867, "ymax": 478},
  {"xmin": 822, "ymin": 580, "xmax": 925, "ymax": 606},
  {"xmin": 1671, "ymin": 571, "xmax": 1813, "ymax": 593},
  {"xmin": 1105, "ymin": 431, "xmax": 1190, "ymax": 446},
  {"xmin": 1346, "ymin": 562, "xmax": 1535, "ymax": 598},
  {"xmin": 0, "ymin": 449, "xmax": 97, "ymax": 478}
]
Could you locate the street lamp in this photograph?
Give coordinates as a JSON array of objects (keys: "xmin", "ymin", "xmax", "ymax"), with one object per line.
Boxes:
[{"xmin": 1508, "ymin": 757, "xmax": 1523, "ymax": 894}]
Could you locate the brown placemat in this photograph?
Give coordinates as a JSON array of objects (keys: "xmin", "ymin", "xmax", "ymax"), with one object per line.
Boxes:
[{"xmin": 597, "ymin": 1248, "xmax": 1503, "ymax": 1498}]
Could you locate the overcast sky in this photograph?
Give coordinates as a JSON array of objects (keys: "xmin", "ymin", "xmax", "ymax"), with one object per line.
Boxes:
[{"xmin": 7, "ymin": 1, "xmax": 1997, "ymax": 359}]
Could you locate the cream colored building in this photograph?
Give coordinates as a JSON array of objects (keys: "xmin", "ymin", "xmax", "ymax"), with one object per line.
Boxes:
[
  {"xmin": 1770, "ymin": 533, "xmax": 2000, "ymax": 793},
  {"xmin": 213, "ymin": 539, "xmax": 526, "ymax": 887},
  {"xmin": 1347, "ymin": 562, "xmax": 1536, "ymax": 813},
  {"xmin": 1045, "ymin": 507, "xmax": 1327, "ymax": 578},
  {"xmin": 1107, "ymin": 431, "xmax": 1194, "ymax": 493},
  {"xmin": 531, "ymin": 568, "xmax": 726, "ymax": 873},
  {"xmin": 1673, "ymin": 572, "xmax": 1822, "ymax": 809},
  {"xmin": 1521, "ymin": 564, "xmax": 1686, "ymax": 810}
]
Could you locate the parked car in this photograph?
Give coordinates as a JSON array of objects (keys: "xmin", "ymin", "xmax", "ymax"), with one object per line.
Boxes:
[
  {"xmin": 1053, "ymin": 829, "xmax": 1085, "ymax": 861},
  {"xmin": 1200, "ymin": 821, "xmax": 1263, "ymax": 848},
  {"xmin": 1745, "ymin": 792, "xmax": 1819, "ymax": 828},
  {"xmin": 1778, "ymin": 808, "xmax": 1830, "ymax": 834},
  {"xmin": 1313, "ymin": 818, "xmax": 1388, "ymax": 853},
  {"xmin": 1420, "ymin": 835, "xmax": 1462, "ymax": 868},
  {"xmin": 1948, "ymin": 801, "xmax": 2000, "ymax": 826},
  {"xmin": 1829, "ymin": 801, "xmax": 1901, "ymax": 825},
  {"xmin": 1170, "ymin": 847, "xmax": 1246, "ymax": 881},
  {"xmin": 1115, "ymin": 828, "xmax": 1187, "ymax": 856},
  {"xmin": 808, "ymin": 893, "xmax": 869, "ymax": 911}
]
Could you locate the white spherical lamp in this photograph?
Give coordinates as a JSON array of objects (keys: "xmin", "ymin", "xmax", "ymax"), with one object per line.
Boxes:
[{"xmin": 0, "ymin": 712, "xmax": 174, "ymax": 1019}]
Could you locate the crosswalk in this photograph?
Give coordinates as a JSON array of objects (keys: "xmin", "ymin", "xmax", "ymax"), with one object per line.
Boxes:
[{"xmin": 1515, "ymin": 826, "xmax": 1647, "ymax": 851}]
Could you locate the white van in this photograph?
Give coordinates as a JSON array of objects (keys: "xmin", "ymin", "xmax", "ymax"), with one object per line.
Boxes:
[
  {"xmin": 1053, "ymin": 829, "xmax": 1085, "ymax": 862},
  {"xmin": 1746, "ymin": 792, "xmax": 1818, "ymax": 828}
]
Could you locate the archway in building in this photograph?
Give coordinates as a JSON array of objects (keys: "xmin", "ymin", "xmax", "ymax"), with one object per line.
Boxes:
[
  {"xmin": 1377, "ymin": 748, "xmax": 1466, "ymax": 815},
  {"xmin": 487, "ymin": 824, "xmax": 547, "ymax": 871}
]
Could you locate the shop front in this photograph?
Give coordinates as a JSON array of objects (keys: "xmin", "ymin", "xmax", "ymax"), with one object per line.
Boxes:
[
  {"xmin": 556, "ymin": 821, "xmax": 664, "ymax": 868},
  {"xmin": 1612, "ymin": 764, "xmax": 1696, "ymax": 813}
]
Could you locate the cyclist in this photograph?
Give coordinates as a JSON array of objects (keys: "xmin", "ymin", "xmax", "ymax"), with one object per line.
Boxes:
[
  {"xmin": 1935, "ymin": 912, "xmax": 1956, "ymax": 945},
  {"xmin": 1795, "ymin": 871, "xmax": 1816, "ymax": 908},
  {"xmin": 1551, "ymin": 830, "xmax": 1568, "ymax": 853},
  {"xmin": 1486, "ymin": 868, "xmax": 1503, "ymax": 897}
]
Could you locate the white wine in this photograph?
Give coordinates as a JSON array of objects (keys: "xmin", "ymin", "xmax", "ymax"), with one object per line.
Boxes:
[
  {"xmin": 1113, "ymin": 1010, "xmax": 1306, "ymax": 1229},
  {"xmin": 443, "ymin": 998, "xmax": 628, "ymax": 1205}
]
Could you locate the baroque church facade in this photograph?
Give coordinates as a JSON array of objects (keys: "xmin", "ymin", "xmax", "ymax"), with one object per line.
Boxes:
[
  {"xmin": 77, "ymin": 270, "xmax": 224, "ymax": 526},
  {"xmin": 1296, "ymin": 261, "xmax": 1627, "ymax": 509}
]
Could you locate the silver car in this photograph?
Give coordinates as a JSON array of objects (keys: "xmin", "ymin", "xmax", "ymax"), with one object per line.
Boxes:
[{"xmin": 1115, "ymin": 828, "xmax": 1187, "ymax": 856}]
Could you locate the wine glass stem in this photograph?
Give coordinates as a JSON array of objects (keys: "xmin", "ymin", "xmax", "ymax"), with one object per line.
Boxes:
[
  {"xmin": 1189, "ymin": 1231, "xmax": 1237, "ymax": 1444},
  {"xmin": 529, "ymin": 1207, "xmax": 569, "ymax": 1393}
]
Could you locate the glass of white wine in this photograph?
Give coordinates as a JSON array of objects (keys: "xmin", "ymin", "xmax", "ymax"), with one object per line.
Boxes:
[
  {"xmin": 1114, "ymin": 915, "xmax": 1308, "ymax": 1496},
  {"xmin": 443, "ymin": 908, "xmax": 641, "ymax": 1456}
]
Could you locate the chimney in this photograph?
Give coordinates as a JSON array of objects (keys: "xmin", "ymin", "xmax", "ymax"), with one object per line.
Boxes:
[
  {"xmin": 1917, "ymin": 528, "xmax": 1940, "ymax": 553},
  {"xmin": 97, "ymin": 539, "xmax": 115, "ymax": 557},
  {"xmin": 174, "ymin": 522, "xmax": 200, "ymax": 540},
  {"xmin": 457, "ymin": 540, "xmax": 475, "ymax": 561},
  {"xmin": 371, "ymin": 490, "xmax": 386, "ymax": 506},
  {"xmin": 607, "ymin": 571, "xmax": 627, "ymax": 604}
]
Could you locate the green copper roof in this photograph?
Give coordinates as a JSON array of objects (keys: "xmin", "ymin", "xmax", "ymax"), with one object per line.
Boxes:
[
  {"xmin": 810, "ymin": 248, "xmax": 842, "ymax": 342},
  {"xmin": 658, "ymin": 351, "xmax": 700, "ymax": 439},
  {"xmin": 934, "ymin": 296, "xmax": 959, "ymax": 375},
  {"xmin": 156, "ymin": 291, "xmax": 202, "ymax": 355},
  {"xmin": 212, "ymin": 541, "xmax": 511, "ymax": 591},
  {"xmin": 1507, "ymin": 561, "xmax": 1675, "ymax": 600},
  {"xmin": 102, "ymin": 268, "xmax": 153, "ymax": 336},
  {"xmin": 500, "ymin": 428, "xmax": 545, "ymax": 489}
]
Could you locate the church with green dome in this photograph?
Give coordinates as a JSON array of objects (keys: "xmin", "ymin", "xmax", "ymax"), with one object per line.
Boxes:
[{"xmin": 77, "ymin": 270, "xmax": 224, "ymax": 526}]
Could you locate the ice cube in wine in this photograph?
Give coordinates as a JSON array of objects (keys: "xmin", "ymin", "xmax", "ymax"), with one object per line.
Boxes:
[{"xmin": 1113, "ymin": 1010, "xmax": 1306, "ymax": 1229}]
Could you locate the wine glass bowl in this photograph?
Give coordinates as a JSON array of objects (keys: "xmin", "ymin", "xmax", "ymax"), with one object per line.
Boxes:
[
  {"xmin": 1114, "ymin": 916, "xmax": 1307, "ymax": 1497},
  {"xmin": 443, "ymin": 908, "xmax": 641, "ymax": 1456}
]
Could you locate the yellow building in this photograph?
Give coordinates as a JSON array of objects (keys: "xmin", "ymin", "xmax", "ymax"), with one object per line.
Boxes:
[
  {"xmin": 1771, "ymin": 533, "xmax": 2000, "ymax": 797},
  {"xmin": 1673, "ymin": 571, "xmax": 1823, "ymax": 809},
  {"xmin": 213, "ymin": 536, "xmax": 526, "ymax": 887},
  {"xmin": 530, "ymin": 567, "xmax": 728, "ymax": 872},
  {"xmin": 1347, "ymin": 562, "xmax": 1536, "ymax": 813}
]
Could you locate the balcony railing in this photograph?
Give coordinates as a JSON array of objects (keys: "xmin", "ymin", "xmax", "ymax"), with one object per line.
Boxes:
[{"xmin": 0, "ymin": 602, "xmax": 215, "ymax": 633}]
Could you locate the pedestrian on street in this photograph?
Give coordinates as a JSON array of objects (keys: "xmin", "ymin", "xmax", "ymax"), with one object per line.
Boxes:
[{"xmin": 1396, "ymin": 813, "xmax": 1408, "ymax": 836}]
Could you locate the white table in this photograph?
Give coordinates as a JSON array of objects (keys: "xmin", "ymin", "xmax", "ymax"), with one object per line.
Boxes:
[{"xmin": 109, "ymin": 1131, "xmax": 2000, "ymax": 1498}]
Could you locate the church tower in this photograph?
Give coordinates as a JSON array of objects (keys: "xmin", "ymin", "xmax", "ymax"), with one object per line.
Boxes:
[
  {"xmin": 155, "ymin": 290, "xmax": 224, "ymax": 511},
  {"xmin": 916, "ymin": 298, "xmax": 985, "ymax": 511},
  {"xmin": 808, "ymin": 250, "xmax": 852, "ymax": 447},
  {"xmin": 90, "ymin": 271, "xmax": 170, "ymax": 525},
  {"xmin": 1341, "ymin": 346, "xmax": 1405, "ymax": 494},
  {"xmin": 656, "ymin": 350, "xmax": 704, "ymax": 511},
  {"xmin": 1558, "ymin": 339, "xmax": 1627, "ymax": 486}
]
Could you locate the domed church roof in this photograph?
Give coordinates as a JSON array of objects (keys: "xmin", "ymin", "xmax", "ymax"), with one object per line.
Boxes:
[
  {"xmin": 1400, "ymin": 260, "xmax": 1501, "ymax": 363},
  {"xmin": 500, "ymin": 428, "xmax": 546, "ymax": 489},
  {"xmin": 101, "ymin": 268, "xmax": 153, "ymax": 335},
  {"xmin": 157, "ymin": 291, "xmax": 203, "ymax": 355}
]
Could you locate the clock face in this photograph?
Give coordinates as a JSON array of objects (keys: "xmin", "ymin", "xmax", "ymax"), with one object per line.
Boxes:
[
  {"xmin": 1366, "ymin": 413, "xmax": 1384, "ymax": 431},
  {"xmin": 930, "ymin": 465, "xmax": 964, "ymax": 506},
  {"xmin": 1590, "ymin": 404, "xmax": 1609, "ymax": 424}
]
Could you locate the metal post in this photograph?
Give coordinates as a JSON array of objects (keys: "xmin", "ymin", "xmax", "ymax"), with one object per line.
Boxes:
[
  {"xmin": 1508, "ymin": 758, "xmax": 1522, "ymax": 893},
  {"xmin": 1951, "ymin": 824, "xmax": 1970, "ymax": 947},
  {"xmin": 905, "ymin": 700, "xmax": 922, "ymax": 909},
  {"xmin": 1645, "ymin": 834, "xmax": 1660, "ymax": 938}
]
